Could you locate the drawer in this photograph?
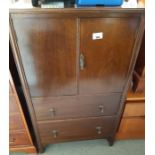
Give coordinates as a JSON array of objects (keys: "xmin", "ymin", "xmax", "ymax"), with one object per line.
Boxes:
[
  {"xmin": 33, "ymin": 93, "xmax": 121, "ymax": 121},
  {"xmin": 9, "ymin": 95, "xmax": 19, "ymax": 114},
  {"xmin": 9, "ymin": 131, "xmax": 31, "ymax": 147},
  {"xmin": 123, "ymin": 101, "xmax": 145, "ymax": 117},
  {"xmin": 116, "ymin": 117, "xmax": 145, "ymax": 139},
  {"xmin": 38, "ymin": 116, "xmax": 116, "ymax": 145},
  {"xmin": 9, "ymin": 114, "xmax": 24, "ymax": 131}
]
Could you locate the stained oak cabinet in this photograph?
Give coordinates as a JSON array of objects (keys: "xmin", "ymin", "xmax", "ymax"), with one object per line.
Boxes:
[{"xmin": 10, "ymin": 8, "xmax": 144, "ymax": 152}]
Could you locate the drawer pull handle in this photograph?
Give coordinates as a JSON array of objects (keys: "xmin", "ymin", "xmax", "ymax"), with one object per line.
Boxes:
[
  {"xmin": 52, "ymin": 130, "xmax": 58, "ymax": 138},
  {"xmin": 10, "ymin": 137, "xmax": 16, "ymax": 143},
  {"xmin": 80, "ymin": 53, "xmax": 85, "ymax": 70},
  {"xmin": 98, "ymin": 105, "xmax": 104, "ymax": 113},
  {"xmin": 49, "ymin": 108, "xmax": 56, "ymax": 117},
  {"xmin": 96, "ymin": 126, "xmax": 102, "ymax": 135}
]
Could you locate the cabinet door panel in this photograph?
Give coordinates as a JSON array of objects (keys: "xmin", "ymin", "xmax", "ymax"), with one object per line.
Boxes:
[
  {"xmin": 80, "ymin": 17, "xmax": 139, "ymax": 94},
  {"xmin": 12, "ymin": 15, "xmax": 77, "ymax": 97}
]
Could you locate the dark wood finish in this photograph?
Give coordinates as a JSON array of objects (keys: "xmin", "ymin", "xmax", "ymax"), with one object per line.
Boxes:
[
  {"xmin": 133, "ymin": 70, "xmax": 145, "ymax": 92},
  {"xmin": 11, "ymin": 16, "xmax": 77, "ymax": 97},
  {"xmin": 80, "ymin": 17, "xmax": 139, "ymax": 94},
  {"xmin": 9, "ymin": 7, "xmax": 145, "ymax": 152},
  {"xmin": 9, "ymin": 73, "xmax": 36, "ymax": 153},
  {"xmin": 33, "ymin": 93, "xmax": 121, "ymax": 121},
  {"xmin": 133, "ymin": 33, "xmax": 145, "ymax": 92},
  {"xmin": 38, "ymin": 116, "xmax": 116, "ymax": 146}
]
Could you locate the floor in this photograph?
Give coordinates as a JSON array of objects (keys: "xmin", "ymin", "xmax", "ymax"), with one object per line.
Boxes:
[{"xmin": 10, "ymin": 139, "xmax": 145, "ymax": 155}]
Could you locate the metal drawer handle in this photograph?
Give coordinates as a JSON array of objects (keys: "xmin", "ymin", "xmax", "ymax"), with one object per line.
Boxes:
[
  {"xmin": 96, "ymin": 126, "xmax": 102, "ymax": 135},
  {"xmin": 52, "ymin": 130, "xmax": 58, "ymax": 138},
  {"xmin": 49, "ymin": 108, "xmax": 56, "ymax": 117},
  {"xmin": 80, "ymin": 53, "xmax": 85, "ymax": 70},
  {"xmin": 98, "ymin": 105, "xmax": 104, "ymax": 113}
]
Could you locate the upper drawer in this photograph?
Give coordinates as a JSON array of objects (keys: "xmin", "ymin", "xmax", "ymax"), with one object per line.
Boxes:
[{"xmin": 33, "ymin": 93, "xmax": 121, "ymax": 121}]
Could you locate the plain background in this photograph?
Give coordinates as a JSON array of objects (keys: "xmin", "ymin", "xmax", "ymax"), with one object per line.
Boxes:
[{"xmin": 0, "ymin": 0, "xmax": 155, "ymax": 154}]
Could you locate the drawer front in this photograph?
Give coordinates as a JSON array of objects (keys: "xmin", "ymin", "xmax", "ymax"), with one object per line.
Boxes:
[
  {"xmin": 9, "ymin": 131, "xmax": 31, "ymax": 147},
  {"xmin": 9, "ymin": 114, "xmax": 24, "ymax": 131},
  {"xmin": 33, "ymin": 94, "xmax": 121, "ymax": 121},
  {"xmin": 9, "ymin": 95, "xmax": 19, "ymax": 114},
  {"xmin": 116, "ymin": 117, "xmax": 145, "ymax": 139},
  {"xmin": 38, "ymin": 116, "xmax": 116, "ymax": 145},
  {"xmin": 123, "ymin": 102, "xmax": 145, "ymax": 117}
]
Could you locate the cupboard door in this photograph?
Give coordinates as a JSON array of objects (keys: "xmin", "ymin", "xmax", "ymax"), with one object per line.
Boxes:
[
  {"xmin": 11, "ymin": 15, "xmax": 77, "ymax": 97},
  {"xmin": 80, "ymin": 17, "xmax": 139, "ymax": 94}
]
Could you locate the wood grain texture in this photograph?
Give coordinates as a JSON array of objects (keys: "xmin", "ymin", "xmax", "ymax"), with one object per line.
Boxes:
[
  {"xmin": 9, "ymin": 8, "xmax": 145, "ymax": 152},
  {"xmin": 11, "ymin": 16, "xmax": 77, "ymax": 97},
  {"xmin": 9, "ymin": 114, "xmax": 25, "ymax": 131},
  {"xmin": 116, "ymin": 117, "xmax": 145, "ymax": 139},
  {"xmin": 10, "ymin": 146, "xmax": 36, "ymax": 153},
  {"xmin": 9, "ymin": 72, "xmax": 36, "ymax": 152},
  {"xmin": 79, "ymin": 17, "xmax": 140, "ymax": 94},
  {"xmin": 38, "ymin": 116, "xmax": 116, "ymax": 145},
  {"xmin": 123, "ymin": 102, "xmax": 144, "ymax": 117},
  {"xmin": 33, "ymin": 93, "xmax": 121, "ymax": 121},
  {"xmin": 9, "ymin": 131, "xmax": 32, "ymax": 147}
]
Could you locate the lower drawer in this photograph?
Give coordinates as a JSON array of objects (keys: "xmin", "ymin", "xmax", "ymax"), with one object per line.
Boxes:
[
  {"xmin": 38, "ymin": 116, "xmax": 117, "ymax": 145},
  {"xmin": 116, "ymin": 117, "xmax": 145, "ymax": 139},
  {"xmin": 9, "ymin": 131, "xmax": 31, "ymax": 147}
]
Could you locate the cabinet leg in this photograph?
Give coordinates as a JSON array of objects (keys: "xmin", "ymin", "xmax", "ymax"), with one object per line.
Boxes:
[{"xmin": 107, "ymin": 136, "xmax": 114, "ymax": 146}]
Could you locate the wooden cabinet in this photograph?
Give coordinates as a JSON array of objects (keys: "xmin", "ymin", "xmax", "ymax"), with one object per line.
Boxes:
[
  {"xmin": 9, "ymin": 73, "xmax": 36, "ymax": 153},
  {"xmin": 10, "ymin": 8, "xmax": 144, "ymax": 152}
]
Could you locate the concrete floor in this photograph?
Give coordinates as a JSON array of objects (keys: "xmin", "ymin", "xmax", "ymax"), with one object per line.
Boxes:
[{"xmin": 10, "ymin": 139, "xmax": 145, "ymax": 155}]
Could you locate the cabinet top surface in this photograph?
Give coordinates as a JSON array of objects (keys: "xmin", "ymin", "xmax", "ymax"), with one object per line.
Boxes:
[{"xmin": 9, "ymin": 0, "xmax": 145, "ymax": 12}]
